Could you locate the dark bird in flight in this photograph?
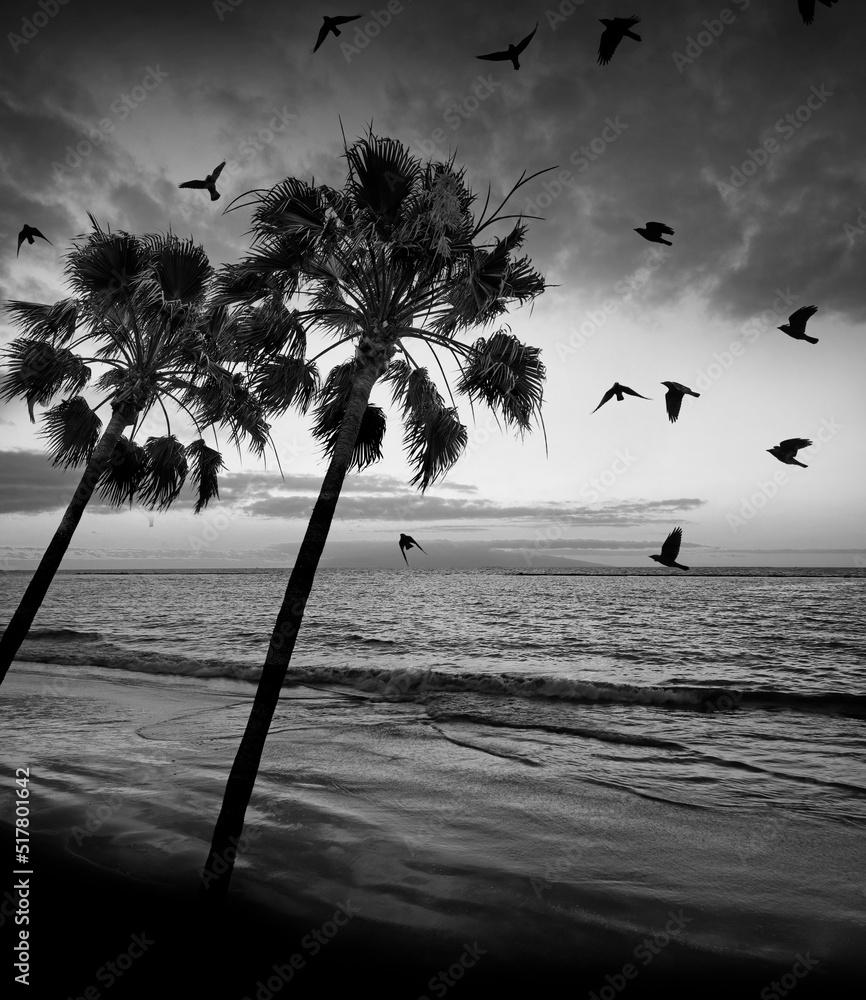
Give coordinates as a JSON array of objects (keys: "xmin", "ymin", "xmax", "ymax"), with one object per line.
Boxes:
[
  {"xmin": 592, "ymin": 382, "xmax": 650, "ymax": 413},
  {"xmin": 597, "ymin": 16, "xmax": 641, "ymax": 65},
  {"xmin": 649, "ymin": 527, "xmax": 689, "ymax": 571},
  {"xmin": 767, "ymin": 438, "xmax": 812, "ymax": 468},
  {"xmin": 799, "ymin": 0, "xmax": 840, "ymax": 25},
  {"xmin": 17, "ymin": 225, "xmax": 52, "ymax": 256},
  {"xmin": 778, "ymin": 305, "xmax": 819, "ymax": 344},
  {"xmin": 477, "ymin": 23, "xmax": 538, "ymax": 70},
  {"xmin": 313, "ymin": 14, "xmax": 362, "ymax": 52},
  {"xmin": 179, "ymin": 161, "xmax": 226, "ymax": 201},
  {"xmin": 399, "ymin": 533, "xmax": 426, "ymax": 566},
  {"xmin": 635, "ymin": 222, "xmax": 674, "ymax": 246},
  {"xmin": 661, "ymin": 381, "xmax": 700, "ymax": 424}
]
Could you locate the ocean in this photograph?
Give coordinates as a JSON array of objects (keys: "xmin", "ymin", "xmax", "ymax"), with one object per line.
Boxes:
[{"xmin": 1, "ymin": 567, "xmax": 865, "ymax": 996}]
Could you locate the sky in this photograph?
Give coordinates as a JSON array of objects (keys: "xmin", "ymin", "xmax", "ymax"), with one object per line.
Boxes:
[{"xmin": 1, "ymin": 0, "xmax": 864, "ymax": 570}]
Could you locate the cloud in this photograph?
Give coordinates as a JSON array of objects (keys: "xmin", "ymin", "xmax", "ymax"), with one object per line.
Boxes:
[
  {"xmin": 0, "ymin": 449, "xmax": 79, "ymax": 514},
  {"xmin": 0, "ymin": 451, "xmax": 706, "ymax": 527}
]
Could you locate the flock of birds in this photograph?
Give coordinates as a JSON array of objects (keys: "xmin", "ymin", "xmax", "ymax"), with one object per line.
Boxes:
[
  {"xmin": 311, "ymin": 4, "xmax": 839, "ymax": 65},
  {"xmin": 581, "ymin": 294, "xmax": 820, "ymax": 569},
  {"xmin": 12, "ymin": 4, "xmax": 841, "ymax": 572}
]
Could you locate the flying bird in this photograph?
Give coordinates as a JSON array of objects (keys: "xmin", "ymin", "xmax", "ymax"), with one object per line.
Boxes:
[
  {"xmin": 592, "ymin": 382, "xmax": 650, "ymax": 413},
  {"xmin": 635, "ymin": 222, "xmax": 674, "ymax": 246},
  {"xmin": 767, "ymin": 438, "xmax": 812, "ymax": 468},
  {"xmin": 661, "ymin": 381, "xmax": 700, "ymax": 424},
  {"xmin": 313, "ymin": 14, "xmax": 362, "ymax": 52},
  {"xmin": 799, "ymin": 0, "xmax": 840, "ymax": 25},
  {"xmin": 17, "ymin": 225, "xmax": 52, "ymax": 256},
  {"xmin": 597, "ymin": 16, "xmax": 641, "ymax": 65},
  {"xmin": 649, "ymin": 527, "xmax": 689, "ymax": 571},
  {"xmin": 179, "ymin": 162, "xmax": 226, "ymax": 201},
  {"xmin": 477, "ymin": 23, "xmax": 538, "ymax": 70},
  {"xmin": 778, "ymin": 305, "xmax": 819, "ymax": 344},
  {"xmin": 399, "ymin": 533, "xmax": 426, "ymax": 566}
]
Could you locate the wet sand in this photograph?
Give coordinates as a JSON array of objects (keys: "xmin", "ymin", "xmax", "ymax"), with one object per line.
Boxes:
[{"xmin": 1, "ymin": 662, "xmax": 862, "ymax": 998}]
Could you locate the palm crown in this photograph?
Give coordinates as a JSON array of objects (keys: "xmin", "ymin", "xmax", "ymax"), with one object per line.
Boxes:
[
  {"xmin": 2, "ymin": 217, "xmax": 269, "ymax": 511},
  {"xmin": 219, "ymin": 133, "xmax": 550, "ymax": 487}
]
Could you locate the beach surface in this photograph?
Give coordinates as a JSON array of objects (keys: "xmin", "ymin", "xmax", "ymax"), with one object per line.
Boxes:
[{"xmin": 1, "ymin": 659, "xmax": 863, "ymax": 998}]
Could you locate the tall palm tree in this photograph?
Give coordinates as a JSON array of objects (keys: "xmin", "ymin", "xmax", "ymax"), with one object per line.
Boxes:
[
  {"xmin": 200, "ymin": 133, "xmax": 550, "ymax": 903},
  {"xmin": 0, "ymin": 220, "xmax": 269, "ymax": 682}
]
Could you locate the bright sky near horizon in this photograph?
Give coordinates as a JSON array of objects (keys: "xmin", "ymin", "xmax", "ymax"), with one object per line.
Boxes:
[{"xmin": 0, "ymin": 0, "xmax": 864, "ymax": 570}]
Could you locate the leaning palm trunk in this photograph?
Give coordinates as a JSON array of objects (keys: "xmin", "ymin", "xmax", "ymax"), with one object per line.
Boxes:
[
  {"xmin": 0, "ymin": 402, "xmax": 135, "ymax": 681},
  {"xmin": 199, "ymin": 133, "xmax": 549, "ymax": 906},
  {"xmin": 199, "ymin": 353, "xmax": 386, "ymax": 904}
]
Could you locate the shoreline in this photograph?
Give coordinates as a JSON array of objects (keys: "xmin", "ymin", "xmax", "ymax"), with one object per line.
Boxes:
[{"xmin": 2, "ymin": 661, "xmax": 864, "ymax": 997}]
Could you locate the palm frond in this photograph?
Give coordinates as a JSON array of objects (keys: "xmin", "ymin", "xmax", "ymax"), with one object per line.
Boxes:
[
  {"xmin": 251, "ymin": 356, "xmax": 319, "ymax": 416},
  {"xmin": 235, "ymin": 301, "xmax": 307, "ymax": 360},
  {"xmin": 404, "ymin": 402, "xmax": 467, "ymax": 491},
  {"xmin": 346, "ymin": 135, "xmax": 422, "ymax": 232},
  {"xmin": 311, "ymin": 360, "xmax": 384, "ymax": 470},
  {"xmin": 181, "ymin": 365, "xmax": 237, "ymax": 426},
  {"xmin": 138, "ymin": 435, "xmax": 189, "ymax": 510},
  {"xmin": 39, "ymin": 396, "xmax": 102, "ymax": 468},
  {"xmin": 190, "ymin": 304, "xmax": 242, "ymax": 362},
  {"xmin": 147, "ymin": 235, "xmax": 213, "ymax": 304},
  {"xmin": 185, "ymin": 439, "xmax": 226, "ymax": 513},
  {"xmin": 463, "ymin": 226, "xmax": 537, "ymax": 313},
  {"xmin": 470, "ymin": 165, "xmax": 558, "ymax": 237},
  {"xmin": 352, "ymin": 405, "xmax": 387, "ymax": 471},
  {"xmin": 65, "ymin": 228, "xmax": 147, "ymax": 305},
  {"xmin": 5, "ymin": 299, "xmax": 79, "ymax": 345},
  {"xmin": 98, "ymin": 436, "xmax": 149, "ymax": 507},
  {"xmin": 320, "ymin": 185, "xmax": 354, "ymax": 226},
  {"xmin": 212, "ymin": 264, "xmax": 274, "ymax": 307},
  {"xmin": 94, "ymin": 369, "xmax": 130, "ymax": 394},
  {"xmin": 224, "ymin": 375, "xmax": 271, "ymax": 456},
  {"xmin": 316, "ymin": 399, "xmax": 387, "ymax": 472},
  {"xmin": 250, "ymin": 177, "xmax": 328, "ymax": 235},
  {"xmin": 311, "ymin": 359, "xmax": 356, "ymax": 451},
  {"xmin": 383, "ymin": 360, "xmax": 442, "ymax": 419},
  {"xmin": 0, "ymin": 339, "xmax": 91, "ymax": 421},
  {"xmin": 457, "ymin": 330, "xmax": 546, "ymax": 432}
]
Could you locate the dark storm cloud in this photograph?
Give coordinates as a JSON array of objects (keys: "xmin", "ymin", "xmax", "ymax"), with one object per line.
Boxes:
[
  {"xmin": 0, "ymin": 449, "xmax": 75, "ymax": 513},
  {"xmin": 374, "ymin": 1, "xmax": 866, "ymax": 323},
  {"xmin": 3, "ymin": 0, "xmax": 864, "ymax": 325},
  {"xmin": 0, "ymin": 448, "xmax": 245, "ymax": 515}
]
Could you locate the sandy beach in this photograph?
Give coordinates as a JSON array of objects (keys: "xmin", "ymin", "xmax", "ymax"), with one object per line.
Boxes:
[{"xmin": 2, "ymin": 659, "xmax": 863, "ymax": 998}]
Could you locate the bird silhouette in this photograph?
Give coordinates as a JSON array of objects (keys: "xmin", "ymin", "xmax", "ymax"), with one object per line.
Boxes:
[
  {"xmin": 767, "ymin": 438, "xmax": 812, "ymax": 468},
  {"xmin": 635, "ymin": 222, "xmax": 674, "ymax": 246},
  {"xmin": 477, "ymin": 23, "xmax": 538, "ymax": 70},
  {"xmin": 179, "ymin": 162, "xmax": 226, "ymax": 201},
  {"xmin": 649, "ymin": 527, "xmax": 689, "ymax": 571},
  {"xmin": 799, "ymin": 0, "xmax": 840, "ymax": 25},
  {"xmin": 17, "ymin": 225, "xmax": 52, "ymax": 256},
  {"xmin": 778, "ymin": 305, "xmax": 819, "ymax": 344},
  {"xmin": 399, "ymin": 533, "xmax": 426, "ymax": 566},
  {"xmin": 313, "ymin": 14, "xmax": 362, "ymax": 52},
  {"xmin": 598, "ymin": 16, "xmax": 641, "ymax": 65},
  {"xmin": 592, "ymin": 382, "xmax": 650, "ymax": 413},
  {"xmin": 661, "ymin": 381, "xmax": 700, "ymax": 423}
]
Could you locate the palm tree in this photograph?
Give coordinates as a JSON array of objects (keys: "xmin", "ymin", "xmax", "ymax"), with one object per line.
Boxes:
[
  {"xmin": 0, "ymin": 220, "xmax": 269, "ymax": 683},
  {"xmin": 199, "ymin": 133, "xmax": 550, "ymax": 903}
]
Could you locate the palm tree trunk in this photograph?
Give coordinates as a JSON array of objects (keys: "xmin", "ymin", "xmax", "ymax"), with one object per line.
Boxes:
[
  {"xmin": 0, "ymin": 402, "xmax": 136, "ymax": 683},
  {"xmin": 199, "ymin": 354, "xmax": 386, "ymax": 906}
]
